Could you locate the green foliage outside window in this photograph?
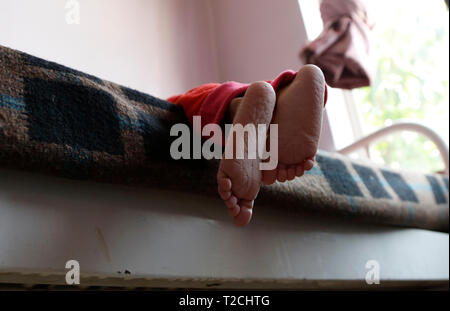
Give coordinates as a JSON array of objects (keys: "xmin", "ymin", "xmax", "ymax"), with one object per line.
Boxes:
[{"xmin": 353, "ymin": 0, "xmax": 449, "ymax": 173}]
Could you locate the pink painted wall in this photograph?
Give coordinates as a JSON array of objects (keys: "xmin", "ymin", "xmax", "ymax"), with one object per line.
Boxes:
[
  {"xmin": 0, "ymin": 0, "xmax": 219, "ymax": 98},
  {"xmin": 0, "ymin": 0, "xmax": 308, "ymax": 93},
  {"xmin": 210, "ymin": 0, "xmax": 308, "ymax": 83}
]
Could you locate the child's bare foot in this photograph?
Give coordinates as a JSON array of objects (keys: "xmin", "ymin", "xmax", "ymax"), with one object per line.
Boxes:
[
  {"xmin": 217, "ymin": 82, "xmax": 276, "ymax": 226},
  {"xmin": 262, "ymin": 65, "xmax": 325, "ymax": 185}
]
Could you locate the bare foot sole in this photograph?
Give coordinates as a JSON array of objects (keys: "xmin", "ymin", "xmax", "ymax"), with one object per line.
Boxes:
[
  {"xmin": 262, "ymin": 65, "xmax": 325, "ymax": 185},
  {"xmin": 217, "ymin": 82, "xmax": 276, "ymax": 226}
]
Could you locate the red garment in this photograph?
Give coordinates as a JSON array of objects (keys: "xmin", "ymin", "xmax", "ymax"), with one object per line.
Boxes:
[{"xmin": 167, "ymin": 70, "xmax": 328, "ymax": 127}]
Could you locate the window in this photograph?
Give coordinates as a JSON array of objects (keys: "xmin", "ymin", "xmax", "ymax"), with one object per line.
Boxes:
[{"xmin": 299, "ymin": 0, "xmax": 449, "ymax": 173}]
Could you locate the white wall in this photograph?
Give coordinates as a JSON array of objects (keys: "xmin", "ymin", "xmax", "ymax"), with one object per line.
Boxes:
[
  {"xmin": 0, "ymin": 0, "xmax": 307, "ymax": 90},
  {"xmin": 0, "ymin": 0, "xmax": 219, "ymax": 98}
]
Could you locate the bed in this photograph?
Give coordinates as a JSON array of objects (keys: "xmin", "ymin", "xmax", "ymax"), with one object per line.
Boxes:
[{"xmin": 0, "ymin": 44, "xmax": 448, "ymax": 289}]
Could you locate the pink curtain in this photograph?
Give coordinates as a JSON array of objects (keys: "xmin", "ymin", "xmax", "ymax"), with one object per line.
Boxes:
[{"xmin": 300, "ymin": 0, "xmax": 374, "ymax": 89}]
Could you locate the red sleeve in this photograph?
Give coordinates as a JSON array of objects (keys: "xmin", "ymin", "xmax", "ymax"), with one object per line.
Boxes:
[
  {"xmin": 167, "ymin": 71, "xmax": 328, "ymax": 128},
  {"xmin": 167, "ymin": 83, "xmax": 220, "ymax": 124}
]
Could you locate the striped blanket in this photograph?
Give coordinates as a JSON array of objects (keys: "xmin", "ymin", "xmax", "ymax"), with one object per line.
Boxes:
[{"xmin": 0, "ymin": 44, "xmax": 448, "ymax": 232}]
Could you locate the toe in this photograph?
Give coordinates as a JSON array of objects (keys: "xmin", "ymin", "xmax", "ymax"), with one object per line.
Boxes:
[
  {"xmin": 218, "ymin": 176, "xmax": 232, "ymax": 191},
  {"xmin": 226, "ymin": 196, "xmax": 240, "ymax": 217},
  {"xmin": 287, "ymin": 167, "xmax": 296, "ymax": 180},
  {"xmin": 218, "ymin": 188, "xmax": 231, "ymax": 200},
  {"xmin": 295, "ymin": 164, "xmax": 305, "ymax": 177},
  {"xmin": 304, "ymin": 159, "xmax": 314, "ymax": 171},
  {"xmin": 277, "ymin": 168, "xmax": 287, "ymax": 182},
  {"xmin": 217, "ymin": 176, "xmax": 233, "ymax": 200},
  {"xmin": 228, "ymin": 204, "xmax": 240, "ymax": 217},
  {"xmin": 234, "ymin": 205, "xmax": 253, "ymax": 227},
  {"xmin": 225, "ymin": 195, "xmax": 238, "ymax": 209}
]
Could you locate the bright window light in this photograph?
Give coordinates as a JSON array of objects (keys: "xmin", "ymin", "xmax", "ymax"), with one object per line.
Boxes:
[{"xmin": 353, "ymin": 0, "xmax": 449, "ymax": 173}]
